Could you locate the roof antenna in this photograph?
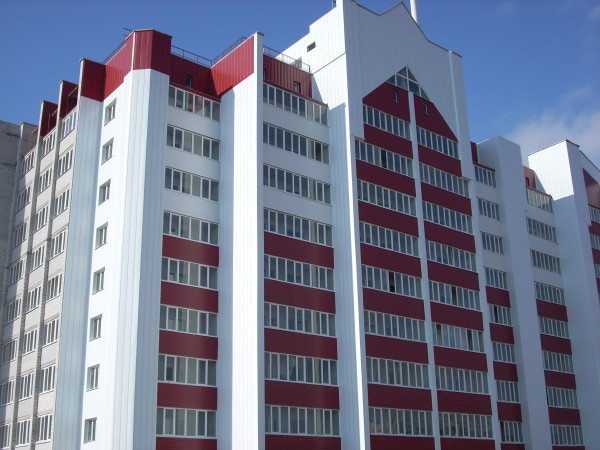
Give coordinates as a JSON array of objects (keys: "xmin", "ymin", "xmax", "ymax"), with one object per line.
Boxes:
[{"xmin": 410, "ymin": 0, "xmax": 419, "ymax": 24}]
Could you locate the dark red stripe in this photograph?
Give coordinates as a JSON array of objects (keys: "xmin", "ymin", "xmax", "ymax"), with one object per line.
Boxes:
[
  {"xmin": 501, "ymin": 444, "xmax": 525, "ymax": 450},
  {"xmin": 421, "ymin": 183, "xmax": 471, "ymax": 215},
  {"xmin": 157, "ymin": 438, "xmax": 216, "ymax": 450},
  {"xmin": 437, "ymin": 391, "xmax": 491, "ymax": 415},
  {"xmin": 157, "ymin": 383, "xmax": 217, "ymax": 410},
  {"xmin": 430, "ymin": 302, "xmax": 483, "ymax": 331},
  {"xmin": 265, "ymin": 435, "xmax": 341, "ymax": 450},
  {"xmin": 536, "ymin": 300, "xmax": 568, "ymax": 321},
  {"xmin": 159, "ymin": 330, "xmax": 217, "ymax": 360},
  {"xmin": 264, "ymin": 279, "xmax": 335, "ymax": 313},
  {"xmin": 265, "ymin": 380, "xmax": 339, "ymax": 409},
  {"xmin": 367, "ymin": 384, "xmax": 432, "ymax": 410},
  {"xmin": 490, "ymin": 324, "xmax": 515, "ymax": 344},
  {"xmin": 363, "ymin": 125, "xmax": 413, "ymax": 159},
  {"xmin": 418, "ymin": 146, "xmax": 462, "ymax": 177},
  {"xmin": 413, "ymin": 97, "xmax": 458, "ymax": 141},
  {"xmin": 423, "ymin": 221, "xmax": 475, "ymax": 253},
  {"xmin": 363, "ymin": 82, "xmax": 411, "ymax": 122},
  {"xmin": 486, "ymin": 286, "xmax": 511, "ymax": 307},
  {"xmin": 544, "ymin": 371, "xmax": 576, "ymax": 389},
  {"xmin": 358, "ymin": 201, "xmax": 419, "ymax": 236},
  {"xmin": 360, "ymin": 244, "xmax": 421, "ymax": 277},
  {"xmin": 540, "ymin": 335, "xmax": 572, "ymax": 354},
  {"xmin": 371, "ymin": 436, "xmax": 434, "ymax": 450},
  {"xmin": 434, "ymin": 347, "xmax": 487, "ymax": 372},
  {"xmin": 428, "ymin": 262, "xmax": 480, "ymax": 291},
  {"xmin": 162, "ymin": 235, "xmax": 219, "ymax": 266},
  {"xmin": 264, "ymin": 233, "xmax": 334, "ymax": 268},
  {"xmin": 362, "ymin": 288, "xmax": 425, "ymax": 320},
  {"xmin": 264, "ymin": 328, "xmax": 337, "ymax": 360},
  {"xmin": 548, "ymin": 407, "xmax": 581, "ymax": 425},
  {"xmin": 161, "ymin": 282, "xmax": 218, "ymax": 313},
  {"xmin": 356, "ymin": 160, "xmax": 416, "ymax": 196},
  {"xmin": 365, "ymin": 334, "xmax": 428, "ymax": 364},
  {"xmin": 440, "ymin": 439, "xmax": 494, "ymax": 450},
  {"xmin": 497, "ymin": 402, "xmax": 522, "ymax": 421},
  {"xmin": 494, "ymin": 362, "xmax": 518, "ymax": 382}
]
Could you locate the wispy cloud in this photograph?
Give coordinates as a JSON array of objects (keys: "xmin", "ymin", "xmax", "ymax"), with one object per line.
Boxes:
[
  {"xmin": 489, "ymin": 1, "xmax": 518, "ymax": 19},
  {"xmin": 588, "ymin": 3, "xmax": 600, "ymax": 21}
]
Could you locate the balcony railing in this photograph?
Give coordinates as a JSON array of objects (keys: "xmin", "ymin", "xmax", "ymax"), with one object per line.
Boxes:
[{"xmin": 263, "ymin": 46, "xmax": 310, "ymax": 73}]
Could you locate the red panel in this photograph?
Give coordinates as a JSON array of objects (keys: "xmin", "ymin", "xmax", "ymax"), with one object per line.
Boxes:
[
  {"xmin": 356, "ymin": 160, "xmax": 416, "ymax": 196},
  {"xmin": 536, "ymin": 300, "xmax": 568, "ymax": 321},
  {"xmin": 540, "ymin": 335, "xmax": 572, "ymax": 354},
  {"xmin": 548, "ymin": 407, "xmax": 581, "ymax": 425},
  {"xmin": 590, "ymin": 221, "xmax": 600, "ymax": 235},
  {"xmin": 501, "ymin": 445, "xmax": 525, "ymax": 450},
  {"xmin": 365, "ymin": 334, "xmax": 428, "ymax": 364},
  {"xmin": 212, "ymin": 36, "xmax": 254, "ymax": 96},
  {"xmin": 360, "ymin": 244, "xmax": 421, "ymax": 277},
  {"xmin": 162, "ymin": 235, "xmax": 219, "ymax": 266},
  {"xmin": 367, "ymin": 384, "xmax": 432, "ymax": 410},
  {"xmin": 418, "ymin": 146, "xmax": 462, "ymax": 177},
  {"xmin": 440, "ymin": 438, "xmax": 495, "ymax": 450},
  {"xmin": 363, "ymin": 81, "xmax": 411, "ymax": 122},
  {"xmin": 427, "ymin": 262, "xmax": 479, "ymax": 291},
  {"xmin": 523, "ymin": 166, "xmax": 538, "ymax": 190},
  {"xmin": 371, "ymin": 436, "xmax": 434, "ymax": 450},
  {"xmin": 263, "ymin": 56, "xmax": 313, "ymax": 98},
  {"xmin": 413, "ymin": 96, "xmax": 457, "ymax": 141},
  {"xmin": 471, "ymin": 142, "xmax": 479, "ymax": 163},
  {"xmin": 597, "ymin": 277, "xmax": 600, "ymax": 292},
  {"xmin": 104, "ymin": 35, "xmax": 134, "ymax": 98},
  {"xmin": 486, "ymin": 286, "xmax": 511, "ymax": 307},
  {"xmin": 553, "ymin": 447, "xmax": 584, "ymax": 450},
  {"xmin": 437, "ymin": 391, "xmax": 491, "ymax": 415},
  {"xmin": 431, "ymin": 302, "xmax": 483, "ymax": 331},
  {"xmin": 264, "ymin": 328, "xmax": 337, "ymax": 360},
  {"xmin": 264, "ymin": 279, "xmax": 335, "ymax": 313},
  {"xmin": 265, "ymin": 380, "xmax": 339, "ymax": 409},
  {"xmin": 169, "ymin": 55, "xmax": 215, "ymax": 98},
  {"xmin": 490, "ymin": 324, "xmax": 514, "ymax": 344},
  {"xmin": 493, "ymin": 362, "xmax": 518, "ymax": 381},
  {"xmin": 157, "ymin": 383, "xmax": 217, "ymax": 410},
  {"xmin": 545, "ymin": 371, "xmax": 576, "ymax": 389},
  {"xmin": 497, "ymin": 402, "xmax": 522, "ymax": 421},
  {"xmin": 421, "ymin": 183, "xmax": 471, "ymax": 215},
  {"xmin": 39, "ymin": 102, "xmax": 58, "ymax": 137},
  {"xmin": 424, "ymin": 222, "xmax": 475, "ymax": 253},
  {"xmin": 156, "ymin": 438, "xmax": 216, "ymax": 450},
  {"xmin": 264, "ymin": 233, "xmax": 334, "ymax": 268},
  {"xmin": 159, "ymin": 330, "xmax": 217, "ymax": 360},
  {"xmin": 358, "ymin": 202, "xmax": 419, "ymax": 237},
  {"xmin": 132, "ymin": 30, "xmax": 171, "ymax": 75},
  {"xmin": 363, "ymin": 125, "xmax": 413, "ymax": 159},
  {"xmin": 59, "ymin": 81, "xmax": 78, "ymax": 117},
  {"xmin": 161, "ymin": 281, "xmax": 218, "ymax": 313},
  {"xmin": 362, "ymin": 288, "xmax": 425, "ymax": 320},
  {"xmin": 265, "ymin": 435, "xmax": 341, "ymax": 450},
  {"xmin": 583, "ymin": 170, "xmax": 600, "ymax": 208},
  {"xmin": 434, "ymin": 347, "xmax": 487, "ymax": 372},
  {"xmin": 80, "ymin": 59, "xmax": 106, "ymax": 101},
  {"xmin": 593, "ymin": 248, "xmax": 600, "ymax": 264}
]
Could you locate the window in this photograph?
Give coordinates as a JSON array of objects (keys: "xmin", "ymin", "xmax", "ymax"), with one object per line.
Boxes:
[
  {"xmin": 61, "ymin": 111, "xmax": 77, "ymax": 138},
  {"xmin": 547, "ymin": 386, "xmax": 578, "ymax": 408},
  {"xmin": 392, "ymin": 90, "xmax": 398, "ymax": 102},
  {"xmin": 439, "ymin": 412, "xmax": 493, "ymax": 438},
  {"xmin": 161, "ymin": 257, "xmax": 218, "ymax": 290},
  {"xmin": 387, "ymin": 67, "xmax": 430, "ymax": 99},
  {"xmin": 364, "ymin": 310, "xmax": 426, "ymax": 342},
  {"xmin": 158, "ymin": 354, "xmax": 216, "ymax": 386},
  {"xmin": 89, "ymin": 316, "xmax": 102, "ymax": 341},
  {"xmin": 13, "ymin": 221, "xmax": 27, "ymax": 248},
  {"xmin": 185, "ymin": 75, "xmax": 193, "ymax": 88},
  {"xmin": 19, "ymin": 372, "xmax": 34, "ymax": 400},
  {"xmin": 264, "ymin": 255, "xmax": 334, "ymax": 291},
  {"xmin": 168, "ymin": 86, "xmax": 220, "ymax": 121},
  {"xmin": 83, "ymin": 418, "xmax": 96, "ymax": 443},
  {"xmin": 363, "ymin": 105, "xmax": 410, "ymax": 140},
  {"xmin": 497, "ymin": 380, "xmax": 519, "ymax": 403},
  {"xmin": 159, "ymin": 305, "xmax": 217, "ymax": 337},
  {"xmin": 50, "ymin": 228, "xmax": 67, "ymax": 258},
  {"xmin": 166, "ymin": 125, "xmax": 220, "ymax": 161},
  {"xmin": 101, "ymin": 140, "xmax": 113, "ymax": 163},
  {"xmin": 31, "ymin": 245, "xmax": 45, "ymax": 271},
  {"xmin": 22, "ymin": 329, "xmax": 38, "ymax": 355},
  {"xmin": 98, "ymin": 181, "xmax": 110, "ymax": 204},
  {"xmin": 22, "ymin": 149, "xmax": 35, "ymax": 176},
  {"xmin": 481, "ymin": 232, "xmax": 504, "ymax": 254},
  {"xmin": 474, "ymin": 165, "xmax": 496, "ymax": 187},
  {"xmin": 591, "ymin": 232, "xmax": 600, "ymax": 250},
  {"xmin": 53, "ymin": 188, "xmax": 70, "ymax": 216},
  {"xmin": 436, "ymin": 366, "xmax": 488, "ymax": 394},
  {"xmin": 368, "ymin": 408, "xmax": 432, "ymax": 436},
  {"xmin": 265, "ymin": 352, "xmax": 337, "ymax": 385},
  {"xmin": 56, "ymin": 148, "xmax": 73, "ymax": 177},
  {"xmin": 266, "ymin": 406, "xmax": 339, "ymax": 436},
  {"xmin": 263, "ymin": 165, "xmax": 331, "ymax": 205},
  {"xmin": 359, "ymin": 221, "xmax": 418, "ymax": 256},
  {"xmin": 42, "ymin": 130, "xmax": 56, "ymax": 156},
  {"xmin": 36, "ymin": 414, "xmax": 53, "ymax": 442},
  {"xmin": 95, "ymin": 224, "xmax": 107, "ymax": 248},
  {"xmin": 25, "ymin": 285, "xmax": 42, "ymax": 313},
  {"xmin": 367, "ymin": 357, "xmax": 429, "ymax": 388},
  {"xmin": 478, "ymin": 198, "xmax": 500, "ymax": 220},
  {"xmin": 163, "ymin": 212, "xmax": 218, "ymax": 246},
  {"xmin": 531, "ymin": 249, "xmax": 561, "ymax": 273},
  {"xmin": 526, "ymin": 187, "xmax": 553, "ymax": 212},
  {"xmin": 16, "ymin": 420, "xmax": 30, "ymax": 446},
  {"xmin": 8, "ymin": 259, "xmax": 24, "ymax": 286},
  {"xmin": 156, "ymin": 408, "xmax": 216, "ymax": 437},
  {"xmin": 34, "ymin": 204, "xmax": 49, "ymax": 231},
  {"xmin": 0, "ymin": 424, "xmax": 9, "ymax": 448},
  {"xmin": 539, "ymin": 316, "xmax": 569, "ymax": 339},
  {"xmin": 485, "ymin": 267, "xmax": 508, "ymax": 290},
  {"xmin": 489, "ymin": 304, "xmax": 512, "ymax": 326},
  {"xmin": 104, "ymin": 101, "xmax": 116, "ymax": 124},
  {"xmin": 433, "ymin": 323, "xmax": 485, "ymax": 352},
  {"xmin": 40, "ymin": 365, "xmax": 56, "ymax": 393},
  {"xmin": 263, "ymin": 123, "xmax": 329, "ymax": 164},
  {"xmin": 0, "ymin": 380, "xmax": 14, "ymax": 405},
  {"xmin": 92, "ymin": 269, "xmax": 105, "ymax": 293},
  {"xmin": 5, "ymin": 298, "xmax": 21, "ymax": 323},
  {"xmin": 263, "ymin": 83, "xmax": 328, "ymax": 125},
  {"xmin": 361, "ymin": 265, "xmax": 422, "ymax": 298},
  {"xmin": 38, "ymin": 167, "xmax": 52, "ymax": 193},
  {"xmin": 2, "ymin": 339, "xmax": 18, "ymax": 364},
  {"xmin": 87, "ymin": 365, "xmax": 99, "ymax": 391},
  {"xmin": 357, "ymin": 180, "xmax": 416, "ymax": 216},
  {"xmin": 46, "ymin": 273, "xmax": 63, "ymax": 301},
  {"xmin": 426, "ymin": 240, "xmax": 476, "ymax": 271},
  {"xmin": 420, "ymin": 163, "xmax": 468, "ymax": 197},
  {"xmin": 264, "ymin": 302, "xmax": 335, "ymax": 337},
  {"xmin": 423, "ymin": 201, "xmax": 472, "ymax": 233},
  {"xmin": 16, "ymin": 185, "xmax": 31, "ymax": 211},
  {"xmin": 264, "ymin": 209, "xmax": 332, "ymax": 247},
  {"xmin": 293, "ymin": 82, "xmax": 300, "ymax": 93},
  {"xmin": 534, "ymin": 281, "xmax": 565, "ymax": 305},
  {"xmin": 429, "ymin": 280, "xmax": 480, "ymax": 311},
  {"xmin": 590, "ymin": 205, "xmax": 600, "ymax": 223},
  {"xmin": 550, "ymin": 424, "xmax": 583, "ymax": 446},
  {"xmin": 165, "ymin": 167, "xmax": 219, "ymax": 202},
  {"xmin": 354, "ymin": 139, "xmax": 413, "ymax": 177},
  {"xmin": 42, "ymin": 318, "xmax": 60, "ymax": 346},
  {"xmin": 416, "ymin": 127, "xmax": 458, "ymax": 158},
  {"xmin": 527, "ymin": 217, "xmax": 557, "ymax": 242},
  {"xmin": 493, "ymin": 342, "xmax": 516, "ymax": 363},
  {"xmin": 500, "ymin": 421, "xmax": 523, "ymax": 443}
]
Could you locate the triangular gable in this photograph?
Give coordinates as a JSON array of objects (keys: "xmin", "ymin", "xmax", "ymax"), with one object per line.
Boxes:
[{"xmin": 387, "ymin": 66, "xmax": 429, "ymax": 100}]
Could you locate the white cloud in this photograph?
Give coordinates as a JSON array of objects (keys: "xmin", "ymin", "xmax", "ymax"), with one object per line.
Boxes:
[{"xmin": 588, "ymin": 3, "xmax": 600, "ymax": 21}]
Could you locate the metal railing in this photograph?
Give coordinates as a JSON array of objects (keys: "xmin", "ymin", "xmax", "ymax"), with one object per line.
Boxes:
[
  {"xmin": 263, "ymin": 46, "xmax": 310, "ymax": 73},
  {"xmin": 171, "ymin": 45, "xmax": 212, "ymax": 67},
  {"xmin": 211, "ymin": 36, "xmax": 247, "ymax": 66}
]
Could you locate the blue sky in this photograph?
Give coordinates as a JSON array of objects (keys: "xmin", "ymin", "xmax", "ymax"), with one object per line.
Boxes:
[{"xmin": 1, "ymin": 0, "xmax": 599, "ymax": 163}]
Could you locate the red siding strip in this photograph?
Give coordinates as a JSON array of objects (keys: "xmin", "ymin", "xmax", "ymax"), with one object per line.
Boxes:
[
  {"xmin": 156, "ymin": 438, "xmax": 216, "ymax": 450},
  {"xmin": 161, "ymin": 282, "xmax": 218, "ymax": 313},
  {"xmin": 104, "ymin": 35, "xmax": 134, "ymax": 98},
  {"xmin": 365, "ymin": 334, "xmax": 428, "ymax": 364},
  {"xmin": 413, "ymin": 96, "xmax": 457, "ymax": 141},
  {"xmin": 80, "ymin": 60, "xmax": 106, "ymax": 102},
  {"xmin": 553, "ymin": 447, "xmax": 584, "ymax": 450},
  {"xmin": 497, "ymin": 402, "xmax": 522, "ymax": 421},
  {"xmin": 437, "ymin": 391, "xmax": 491, "ymax": 415},
  {"xmin": 263, "ymin": 56, "xmax": 313, "ymax": 98},
  {"xmin": 363, "ymin": 82, "xmax": 411, "ymax": 122},
  {"xmin": 59, "ymin": 81, "xmax": 78, "ymax": 118},
  {"xmin": 162, "ymin": 235, "xmax": 219, "ymax": 266},
  {"xmin": 40, "ymin": 102, "xmax": 58, "ymax": 137},
  {"xmin": 358, "ymin": 202, "xmax": 419, "ymax": 237},
  {"xmin": 363, "ymin": 125, "xmax": 413, "ymax": 159},
  {"xmin": 583, "ymin": 169, "xmax": 600, "ymax": 208},
  {"xmin": 169, "ymin": 55, "xmax": 215, "ymax": 97},
  {"xmin": 434, "ymin": 347, "xmax": 487, "ymax": 372},
  {"xmin": 356, "ymin": 160, "xmax": 416, "ymax": 196},
  {"xmin": 132, "ymin": 30, "xmax": 172, "ymax": 75},
  {"xmin": 423, "ymin": 221, "xmax": 475, "ymax": 253},
  {"xmin": 421, "ymin": 183, "xmax": 471, "ymax": 215},
  {"xmin": 486, "ymin": 286, "xmax": 511, "ymax": 307},
  {"xmin": 418, "ymin": 146, "xmax": 462, "ymax": 177},
  {"xmin": 157, "ymin": 383, "xmax": 217, "ymax": 410},
  {"xmin": 490, "ymin": 324, "xmax": 515, "ymax": 344},
  {"xmin": 264, "ymin": 279, "xmax": 335, "ymax": 314},
  {"xmin": 427, "ymin": 262, "xmax": 480, "ymax": 291},
  {"xmin": 265, "ymin": 435, "xmax": 341, "ymax": 450},
  {"xmin": 370, "ymin": 436, "xmax": 434, "ymax": 450},
  {"xmin": 440, "ymin": 438, "xmax": 495, "ymax": 450},
  {"xmin": 430, "ymin": 302, "xmax": 483, "ymax": 331},
  {"xmin": 211, "ymin": 36, "xmax": 254, "ymax": 96},
  {"xmin": 501, "ymin": 445, "xmax": 526, "ymax": 450},
  {"xmin": 362, "ymin": 288, "xmax": 425, "ymax": 320},
  {"xmin": 536, "ymin": 300, "xmax": 568, "ymax": 321},
  {"xmin": 548, "ymin": 407, "xmax": 581, "ymax": 425},
  {"xmin": 360, "ymin": 244, "xmax": 421, "ymax": 277},
  {"xmin": 471, "ymin": 143, "xmax": 479, "ymax": 164},
  {"xmin": 540, "ymin": 335, "xmax": 572, "ymax": 354},
  {"xmin": 264, "ymin": 233, "xmax": 334, "ymax": 268},
  {"xmin": 264, "ymin": 328, "xmax": 337, "ymax": 360},
  {"xmin": 590, "ymin": 221, "xmax": 600, "ymax": 236},
  {"xmin": 367, "ymin": 384, "xmax": 432, "ymax": 410},
  {"xmin": 264, "ymin": 380, "xmax": 339, "ymax": 409},
  {"xmin": 159, "ymin": 330, "xmax": 218, "ymax": 360},
  {"xmin": 493, "ymin": 362, "xmax": 518, "ymax": 382},
  {"xmin": 545, "ymin": 371, "xmax": 577, "ymax": 389},
  {"xmin": 523, "ymin": 166, "xmax": 538, "ymax": 190},
  {"xmin": 593, "ymin": 248, "xmax": 600, "ymax": 264}
]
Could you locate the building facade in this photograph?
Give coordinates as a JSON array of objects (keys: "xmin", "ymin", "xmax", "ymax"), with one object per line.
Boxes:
[{"xmin": 1, "ymin": 1, "xmax": 599, "ymax": 449}]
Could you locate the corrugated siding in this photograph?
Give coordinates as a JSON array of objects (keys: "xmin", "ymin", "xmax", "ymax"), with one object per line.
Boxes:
[
  {"xmin": 360, "ymin": 244, "xmax": 421, "ymax": 277},
  {"xmin": 356, "ymin": 159, "xmax": 416, "ymax": 195},
  {"xmin": 157, "ymin": 383, "xmax": 217, "ymax": 410},
  {"xmin": 159, "ymin": 330, "xmax": 218, "ymax": 360},
  {"xmin": 358, "ymin": 201, "xmax": 419, "ymax": 236},
  {"xmin": 264, "ymin": 232, "xmax": 334, "ymax": 268},
  {"xmin": 418, "ymin": 145, "xmax": 462, "ymax": 177},
  {"xmin": 424, "ymin": 221, "xmax": 475, "ymax": 252},
  {"xmin": 362, "ymin": 288, "xmax": 425, "ymax": 320},
  {"xmin": 156, "ymin": 438, "xmax": 217, "ymax": 450},
  {"xmin": 264, "ymin": 278, "xmax": 335, "ymax": 313},
  {"xmin": 211, "ymin": 36, "xmax": 255, "ymax": 96},
  {"xmin": 364, "ymin": 334, "xmax": 428, "ymax": 364},
  {"xmin": 161, "ymin": 281, "xmax": 218, "ymax": 312},
  {"xmin": 420, "ymin": 183, "xmax": 471, "ymax": 215},
  {"xmin": 364, "ymin": 124, "xmax": 413, "ymax": 158},
  {"xmin": 264, "ymin": 380, "xmax": 339, "ymax": 409},
  {"xmin": 431, "ymin": 302, "xmax": 483, "ymax": 331},
  {"xmin": 265, "ymin": 435, "xmax": 341, "ymax": 450},
  {"xmin": 427, "ymin": 262, "xmax": 479, "ymax": 291},
  {"xmin": 367, "ymin": 384, "xmax": 432, "ymax": 410},
  {"xmin": 490, "ymin": 324, "xmax": 515, "ymax": 344},
  {"xmin": 434, "ymin": 347, "xmax": 487, "ymax": 372},
  {"xmin": 497, "ymin": 402, "xmax": 522, "ymax": 421},
  {"xmin": 162, "ymin": 235, "xmax": 219, "ymax": 266},
  {"xmin": 264, "ymin": 328, "xmax": 337, "ymax": 360},
  {"xmin": 370, "ymin": 436, "xmax": 434, "ymax": 450}
]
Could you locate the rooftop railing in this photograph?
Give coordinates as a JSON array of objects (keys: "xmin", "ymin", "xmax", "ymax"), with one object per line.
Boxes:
[{"xmin": 263, "ymin": 46, "xmax": 310, "ymax": 73}]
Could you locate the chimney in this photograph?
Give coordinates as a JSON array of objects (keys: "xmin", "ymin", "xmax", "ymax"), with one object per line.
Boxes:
[{"xmin": 410, "ymin": 0, "xmax": 419, "ymax": 24}]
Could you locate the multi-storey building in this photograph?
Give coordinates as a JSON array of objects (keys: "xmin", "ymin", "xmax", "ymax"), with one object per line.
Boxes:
[{"xmin": 1, "ymin": 0, "xmax": 599, "ymax": 449}]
